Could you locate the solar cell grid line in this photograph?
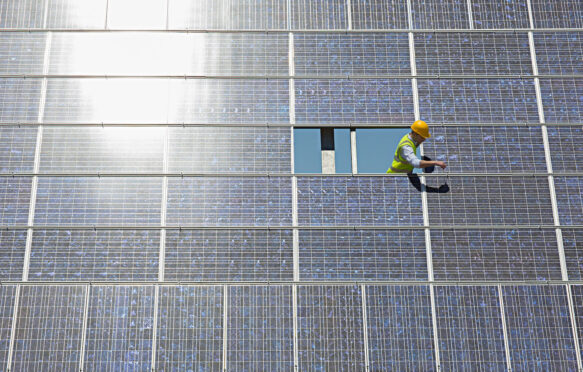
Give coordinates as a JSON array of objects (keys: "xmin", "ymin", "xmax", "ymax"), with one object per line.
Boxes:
[
  {"xmin": 434, "ymin": 285, "xmax": 507, "ymax": 371},
  {"xmin": 414, "ymin": 32, "xmax": 533, "ymax": 76},
  {"xmin": 423, "ymin": 126, "xmax": 547, "ymax": 174},
  {"xmin": 291, "ymin": 0, "xmax": 347, "ymax": 30},
  {"xmin": 0, "ymin": 126, "xmax": 37, "ymax": 173},
  {"xmin": 296, "ymin": 176, "xmax": 423, "ymax": 227},
  {"xmin": 297, "ymin": 285, "xmax": 365, "ymax": 371},
  {"xmin": 0, "ymin": 177, "xmax": 31, "ymax": 226},
  {"xmin": 0, "ymin": 230, "xmax": 26, "ymax": 281},
  {"xmin": 530, "ymin": 0, "xmax": 583, "ymax": 29},
  {"xmin": 45, "ymin": 0, "xmax": 107, "ymax": 29},
  {"xmin": 411, "ymin": 0, "xmax": 470, "ymax": 29},
  {"xmin": 0, "ymin": 32, "xmax": 46, "ymax": 74},
  {"xmin": 539, "ymin": 78, "xmax": 583, "ymax": 124},
  {"xmin": 562, "ymin": 229, "xmax": 583, "ymax": 280},
  {"xmin": 227, "ymin": 285, "xmax": 294, "ymax": 371},
  {"xmin": 554, "ymin": 177, "xmax": 583, "ymax": 226},
  {"xmin": 430, "ymin": 229, "xmax": 562, "ymax": 281},
  {"xmin": 0, "ymin": 285, "xmax": 16, "ymax": 371},
  {"xmin": 417, "ymin": 78, "xmax": 539, "ymax": 124},
  {"xmin": 298, "ymin": 229, "xmax": 428, "ymax": 281},
  {"xmin": 164, "ymin": 229, "xmax": 293, "ymax": 281},
  {"xmin": 83, "ymin": 285, "xmax": 155, "ymax": 371},
  {"xmin": 0, "ymin": 0, "xmax": 46, "ymax": 29},
  {"xmin": 0, "ymin": 78, "xmax": 42, "ymax": 123},
  {"xmin": 350, "ymin": 0, "xmax": 408, "ymax": 30},
  {"xmin": 365, "ymin": 285, "xmax": 436, "ymax": 371},
  {"xmin": 502, "ymin": 285, "xmax": 578, "ymax": 371},
  {"xmin": 535, "ymin": 32, "xmax": 583, "ymax": 75},
  {"xmin": 11, "ymin": 285, "xmax": 86, "ymax": 372},
  {"xmin": 294, "ymin": 78, "xmax": 414, "ymax": 124},
  {"xmin": 294, "ymin": 33, "xmax": 411, "ymax": 76},
  {"xmin": 471, "ymin": 0, "xmax": 530, "ymax": 29}
]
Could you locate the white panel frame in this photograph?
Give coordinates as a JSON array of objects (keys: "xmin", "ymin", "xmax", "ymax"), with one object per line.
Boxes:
[{"xmin": 497, "ymin": 284, "xmax": 513, "ymax": 371}]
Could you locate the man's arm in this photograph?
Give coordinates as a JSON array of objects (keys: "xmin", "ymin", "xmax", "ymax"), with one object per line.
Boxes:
[{"xmin": 401, "ymin": 145, "xmax": 447, "ymax": 169}]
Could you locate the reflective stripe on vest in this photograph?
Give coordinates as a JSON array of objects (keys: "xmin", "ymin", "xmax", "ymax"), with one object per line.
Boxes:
[{"xmin": 386, "ymin": 134, "xmax": 417, "ymax": 174}]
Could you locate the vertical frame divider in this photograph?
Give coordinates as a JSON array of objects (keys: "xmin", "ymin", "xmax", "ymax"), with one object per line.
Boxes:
[
  {"xmin": 5, "ymin": 285, "xmax": 20, "ymax": 371},
  {"xmin": 222, "ymin": 285, "xmax": 228, "ymax": 372},
  {"xmin": 150, "ymin": 285, "xmax": 160, "ymax": 371},
  {"xmin": 346, "ymin": 0, "xmax": 352, "ymax": 30},
  {"xmin": 79, "ymin": 285, "xmax": 91, "ymax": 371},
  {"xmin": 361, "ymin": 284, "xmax": 370, "ymax": 371},
  {"xmin": 497, "ymin": 284, "xmax": 513, "ymax": 371},
  {"xmin": 466, "ymin": 0, "xmax": 474, "ymax": 29}
]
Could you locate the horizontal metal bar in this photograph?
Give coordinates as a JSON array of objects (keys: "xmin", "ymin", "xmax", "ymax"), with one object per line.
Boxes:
[
  {"xmin": 1, "ymin": 172, "xmax": 583, "ymax": 177},
  {"xmin": 0, "ymin": 74, "xmax": 581, "ymax": 79},
  {"xmin": 0, "ymin": 28, "xmax": 582, "ymax": 33}
]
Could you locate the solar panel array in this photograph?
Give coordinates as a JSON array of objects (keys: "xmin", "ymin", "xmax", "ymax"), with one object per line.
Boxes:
[{"xmin": 0, "ymin": 0, "xmax": 582, "ymax": 370}]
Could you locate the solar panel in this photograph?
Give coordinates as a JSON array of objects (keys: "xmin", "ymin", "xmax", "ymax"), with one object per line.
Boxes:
[
  {"xmin": 0, "ymin": 78, "xmax": 42, "ymax": 123},
  {"xmin": 106, "ymin": 0, "xmax": 166, "ymax": 29},
  {"xmin": 34, "ymin": 177, "xmax": 162, "ymax": 226},
  {"xmin": 547, "ymin": 126, "xmax": 583, "ymax": 172},
  {"xmin": 291, "ymin": 0, "xmax": 347, "ymax": 30},
  {"xmin": 0, "ymin": 229, "xmax": 26, "ymax": 280},
  {"xmin": 423, "ymin": 126, "xmax": 546, "ymax": 173},
  {"xmin": 297, "ymin": 177, "xmax": 423, "ymax": 226},
  {"xmin": 0, "ymin": 33, "xmax": 46, "ymax": 74},
  {"xmin": 531, "ymin": 0, "xmax": 583, "ymax": 29},
  {"xmin": 366, "ymin": 285, "xmax": 435, "ymax": 370},
  {"xmin": 435, "ymin": 285, "xmax": 507, "ymax": 371},
  {"xmin": 298, "ymin": 229, "xmax": 427, "ymax": 280},
  {"xmin": 431, "ymin": 229, "xmax": 561, "ymax": 281},
  {"xmin": 45, "ymin": 0, "xmax": 107, "ymax": 29},
  {"xmin": 156, "ymin": 286, "xmax": 223, "ymax": 371},
  {"xmin": 168, "ymin": 0, "xmax": 287, "ymax": 30},
  {"xmin": 0, "ymin": 177, "xmax": 31, "ymax": 226},
  {"xmin": 0, "ymin": 126, "xmax": 36, "ymax": 173},
  {"xmin": 502, "ymin": 285, "xmax": 578, "ymax": 371},
  {"xmin": 427, "ymin": 176, "xmax": 554, "ymax": 226},
  {"xmin": 295, "ymin": 79, "xmax": 414, "ymax": 124},
  {"xmin": 562, "ymin": 229, "xmax": 583, "ymax": 280},
  {"xmin": 569, "ymin": 285, "xmax": 583, "ymax": 364},
  {"xmin": 167, "ymin": 127, "xmax": 291, "ymax": 173},
  {"xmin": 12, "ymin": 285, "xmax": 86, "ymax": 371},
  {"xmin": 417, "ymin": 79, "xmax": 539, "ymax": 124},
  {"xmin": 164, "ymin": 229, "xmax": 293, "ymax": 281},
  {"xmin": 294, "ymin": 33, "xmax": 410, "ymax": 76},
  {"xmin": 0, "ymin": 0, "xmax": 45, "ymax": 28},
  {"xmin": 166, "ymin": 177, "xmax": 292, "ymax": 226},
  {"xmin": 411, "ymin": 0, "xmax": 469, "ymax": 29},
  {"xmin": 40, "ymin": 127, "xmax": 165, "ymax": 173},
  {"xmin": 0, "ymin": 285, "xmax": 16, "ymax": 371},
  {"xmin": 228, "ymin": 285, "xmax": 293, "ymax": 371},
  {"xmin": 415, "ymin": 32, "xmax": 532, "ymax": 75},
  {"xmin": 350, "ymin": 0, "xmax": 408, "ymax": 29},
  {"xmin": 298, "ymin": 285, "xmax": 365, "ymax": 371},
  {"xmin": 84, "ymin": 285, "xmax": 155, "ymax": 371},
  {"xmin": 535, "ymin": 32, "xmax": 583, "ymax": 75},
  {"xmin": 554, "ymin": 177, "xmax": 583, "ymax": 226},
  {"xmin": 539, "ymin": 78, "xmax": 583, "ymax": 124},
  {"xmin": 29, "ymin": 229, "xmax": 160, "ymax": 281},
  {"xmin": 471, "ymin": 0, "xmax": 529, "ymax": 29}
]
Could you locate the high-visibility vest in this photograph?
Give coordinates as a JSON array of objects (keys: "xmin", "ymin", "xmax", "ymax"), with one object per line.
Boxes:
[{"xmin": 387, "ymin": 134, "xmax": 417, "ymax": 174}]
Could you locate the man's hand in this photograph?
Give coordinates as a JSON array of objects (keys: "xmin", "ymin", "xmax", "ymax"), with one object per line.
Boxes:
[{"xmin": 434, "ymin": 161, "xmax": 447, "ymax": 169}]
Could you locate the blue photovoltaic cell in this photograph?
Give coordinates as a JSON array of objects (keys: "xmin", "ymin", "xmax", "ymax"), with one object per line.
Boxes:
[
  {"xmin": 0, "ymin": 126, "xmax": 36, "ymax": 173},
  {"xmin": 0, "ymin": 0, "xmax": 45, "ymax": 28},
  {"xmin": 294, "ymin": 33, "xmax": 410, "ymax": 75},
  {"xmin": 29, "ymin": 230, "xmax": 160, "ymax": 281},
  {"xmin": 0, "ymin": 33, "xmax": 46, "ymax": 74},
  {"xmin": 0, "ymin": 78, "xmax": 42, "ymax": 123},
  {"xmin": 228, "ymin": 286, "xmax": 293, "ymax": 371},
  {"xmin": 431, "ymin": 229, "xmax": 561, "ymax": 281},
  {"xmin": 291, "ymin": 0, "xmax": 347, "ymax": 30},
  {"xmin": 412, "ymin": 0, "xmax": 469, "ymax": 29},
  {"xmin": 531, "ymin": 0, "xmax": 583, "ymax": 29},
  {"xmin": 547, "ymin": 126, "xmax": 583, "ymax": 172},
  {"xmin": 156, "ymin": 286, "xmax": 223, "ymax": 371},
  {"xmin": 168, "ymin": 0, "xmax": 287, "ymax": 30},
  {"xmin": 0, "ymin": 285, "xmax": 16, "ymax": 371},
  {"xmin": 84, "ymin": 286, "xmax": 155, "ymax": 371},
  {"xmin": 0, "ymin": 230, "xmax": 26, "ymax": 280},
  {"xmin": 34, "ymin": 177, "xmax": 162, "ymax": 226},
  {"xmin": 554, "ymin": 177, "xmax": 583, "ymax": 226},
  {"xmin": 471, "ymin": 0, "xmax": 529, "ymax": 29},
  {"xmin": 45, "ymin": 0, "xmax": 107, "ymax": 28},
  {"xmin": 417, "ymin": 79, "xmax": 539, "ymax": 123},
  {"xmin": 166, "ymin": 177, "xmax": 292, "ymax": 227},
  {"xmin": 0, "ymin": 177, "xmax": 31, "ymax": 226},
  {"xmin": 539, "ymin": 78, "xmax": 583, "ymax": 124},
  {"xmin": 424, "ymin": 126, "xmax": 546, "ymax": 173},
  {"xmin": 12, "ymin": 285, "xmax": 86, "ymax": 372},
  {"xmin": 106, "ymin": 0, "xmax": 166, "ymax": 29},
  {"xmin": 295, "ymin": 79, "xmax": 414, "ymax": 124},
  {"xmin": 298, "ymin": 285, "xmax": 365, "ymax": 371},
  {"xmin": 503, "ymin": 285, "xmax": 577, "ymax": 371},
  {"xmin": 535, "ymin": 32, "xmax": 583, "ymax": 75},
  {"xmin": 298, "ymin": 229, "xmax": 427, "ymax": 280},
  {"xmin": 427, "ymin": 176, "xmax": 554, "ymax": 226},
  {"xmin": 165, "ymin": 229, "xmax": 293, "ymax": 281},
  {"xmin": 569, "ymin": 285, "xmax": 583, "ymax": 364},
  {"xmin": 297, "ymin": 177, "xmax": 423, "ymax": 226},
  {"xmin": 562, "ymin": 229, "xmax": 583, "ymax": 280},
  {"xmin": 351, "ymin": 0, "xmax": 408, "ymax": 29},
  {"xmin": 435, "ymin": 286, "xmax": 507, "ymax": 371},
  {"xmin": 415, "ymin": 32, "xmax": 532, "ymax": 75},
  {"xmin": 167, "ymin": 127, "xmax": 291, "ymax": 173},
  {"xmin": 366, "ymin": 285, "xmax": 435, "ymax": 371}
]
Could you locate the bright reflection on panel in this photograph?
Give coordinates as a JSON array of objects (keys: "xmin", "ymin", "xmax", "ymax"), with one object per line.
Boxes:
[{"xmin": 106, "ymin": 0, "xmax": 167, "ymax": 29}]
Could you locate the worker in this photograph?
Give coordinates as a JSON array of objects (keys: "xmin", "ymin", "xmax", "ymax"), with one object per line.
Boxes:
[{"xmin": 387, "ymin": 120, "xmax": 447, "ymax": 174}]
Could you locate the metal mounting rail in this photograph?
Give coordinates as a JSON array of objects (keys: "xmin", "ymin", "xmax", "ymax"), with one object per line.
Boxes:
[{"xmin": 0, "ymin": 28, "xmax": 582, "ymax": 33}]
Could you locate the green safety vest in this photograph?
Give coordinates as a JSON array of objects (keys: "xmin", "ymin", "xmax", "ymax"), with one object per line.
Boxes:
[{"xmin": 387, "ymin": 134, "xmax": 417, "ymax": 174}]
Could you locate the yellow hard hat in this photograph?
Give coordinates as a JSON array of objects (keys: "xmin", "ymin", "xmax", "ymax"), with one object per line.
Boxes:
[{"xmin": 411, "ymin": 120, "xmax": 431, "ymax": 138}]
